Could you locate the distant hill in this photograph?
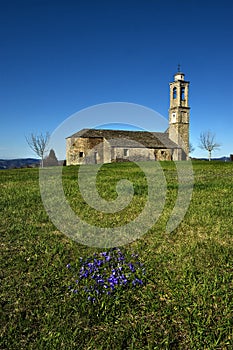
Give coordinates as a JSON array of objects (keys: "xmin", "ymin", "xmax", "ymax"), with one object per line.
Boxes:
[
  {"xmin": 0, "ymin": 158, "xmax": 40, "ymax": 169},
  {"xmin": 0, "ymin": 156, "xmax": 231, "ymax": 169},
  {"xmin": 192, "ymin": 156, "xmax": 230, "ymax": 162},
  {"xmin": 211, "ymin": 156, "xmax": 230, "ymax": 162}
]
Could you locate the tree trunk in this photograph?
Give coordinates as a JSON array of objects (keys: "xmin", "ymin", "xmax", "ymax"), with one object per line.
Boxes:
[{"xmin": 208, "ymin": 150, "xmax": 211, "ymax": 161}]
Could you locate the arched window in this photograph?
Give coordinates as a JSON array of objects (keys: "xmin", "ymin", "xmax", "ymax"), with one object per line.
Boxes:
[
  {"xmin": 181, "ymin": 87, "xmax": 185, "ymax": 100},
  {"xmin": 173, "ymin": 87, "xmax": 177, "ymax": 99}
]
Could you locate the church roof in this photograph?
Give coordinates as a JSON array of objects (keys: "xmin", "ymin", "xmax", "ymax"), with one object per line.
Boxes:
[{"xmin": 67, "ymin": 128, "xmax": 179, "ymax": 149}]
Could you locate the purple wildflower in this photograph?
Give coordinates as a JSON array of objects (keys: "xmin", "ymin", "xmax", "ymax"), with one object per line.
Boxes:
[
  {"xmin": 128, "ymin": 262, "xmax": 136, "ymax": 272},
  {"xmin": 67, "ymin": 247, "xmax": 146, "ymax": 302}
]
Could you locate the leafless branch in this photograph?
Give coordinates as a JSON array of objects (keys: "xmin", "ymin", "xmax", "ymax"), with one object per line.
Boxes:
[
  {"xmin": 198, "ymin": 131, "xmax": 221, "ymax": 160},
  {"xmin": 25, "ymin": 132, "xmax": 50, "ymax": 167}
]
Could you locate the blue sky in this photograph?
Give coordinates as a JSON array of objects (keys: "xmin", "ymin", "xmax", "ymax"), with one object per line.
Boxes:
[{"xmin": 0, "ymin": 0, "xmax": 232, "ymax": 159}]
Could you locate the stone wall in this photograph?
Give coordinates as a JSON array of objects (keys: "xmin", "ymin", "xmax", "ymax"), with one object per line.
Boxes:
[
  {"xmin": 169, "ymin": 119, "xmax": 189, "ymax": 160},
  {"xmin": 66, "ymin": 137, "xmax": 104, "ymax": 165},
  {"xmin": 66, "ymin": 136, "xmax": 173, "ymax": 165}
]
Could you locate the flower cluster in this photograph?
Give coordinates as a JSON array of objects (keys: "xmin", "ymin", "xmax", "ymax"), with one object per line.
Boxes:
[{"xmin": 67, "ymin": 248, "xmax": 146, "ymax": 303}]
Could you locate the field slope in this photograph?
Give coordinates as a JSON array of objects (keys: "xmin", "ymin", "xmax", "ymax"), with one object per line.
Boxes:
[{"xmin": 1, "ymin": 161, "xmax": 232, "ymax": 350}]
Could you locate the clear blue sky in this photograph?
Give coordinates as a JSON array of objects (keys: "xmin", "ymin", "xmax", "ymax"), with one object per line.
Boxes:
[{"xmin": 0, "ymin": 0, "xmax": 232, "ymax": 159}]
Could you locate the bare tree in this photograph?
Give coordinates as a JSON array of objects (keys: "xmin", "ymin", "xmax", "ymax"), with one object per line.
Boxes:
[
  {"xmin": 189, "ymin": 142, "xmax": 195, "ymax": 154},
  {"xmin": 199, "ymin": 131, "xmax": 221, "ymax": 161},
  {"xmin": 25, "ymin": 132, "xmax": 50, "ymax": 167}
]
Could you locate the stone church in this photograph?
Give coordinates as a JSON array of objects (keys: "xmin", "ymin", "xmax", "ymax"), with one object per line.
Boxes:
[{"xmin": 66, "ymin": 69, "xmax": 190, "ymax": 165}]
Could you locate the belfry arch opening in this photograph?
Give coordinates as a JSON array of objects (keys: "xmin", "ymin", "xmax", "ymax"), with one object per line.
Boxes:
[
  {"xmin": 181, "ymin": 87, "xmax": 185, "ymax": 101},
  {"xmin": 173, "ymin": 87, "xmax": 177, "ymax": 99}
]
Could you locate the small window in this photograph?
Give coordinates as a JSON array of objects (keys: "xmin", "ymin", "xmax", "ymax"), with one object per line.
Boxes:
[
  {"xmin": 79, "ymin": 151, "xmax": 84, "ymax": 157},
  {"xmin": 181, "ymin": 87, "xmax": 185, "ymax": 100},
  {"xmin": 173, "ymin": 87, "xmax": 177, "ymax": 99},
  {"xmin": 124, "ymin": 149, "xmax": 129, "ymax": 157}
]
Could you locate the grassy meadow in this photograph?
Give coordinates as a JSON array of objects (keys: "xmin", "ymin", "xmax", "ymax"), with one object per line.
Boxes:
[{"xmin": 1, "ymin": 161, "xmax": 232, "ymax": 349}]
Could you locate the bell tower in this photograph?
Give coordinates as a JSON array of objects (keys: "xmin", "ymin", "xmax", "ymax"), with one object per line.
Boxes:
[{"xmin": 169, "ymin": 66, "xmax": 190, "ymax": 160}]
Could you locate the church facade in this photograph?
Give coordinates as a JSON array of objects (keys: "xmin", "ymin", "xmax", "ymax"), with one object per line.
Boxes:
[{"xmin": 66, "ymin": 69, "xmax": 190, "ymax": 165}]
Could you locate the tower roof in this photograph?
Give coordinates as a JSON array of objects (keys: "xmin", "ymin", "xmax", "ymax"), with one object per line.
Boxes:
[
  {"xmin": 173, "ymin": 64, "xmax": 185, "ymax": 81},
  {"xmin": 174, "ymin": 71, "xmax": 185, "ymax": 81}
]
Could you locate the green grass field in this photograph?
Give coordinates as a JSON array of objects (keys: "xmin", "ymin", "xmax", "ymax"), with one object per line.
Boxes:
[{"xmin": 1, "ymin": 161, "xmax": 232, "ymax": 349}]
